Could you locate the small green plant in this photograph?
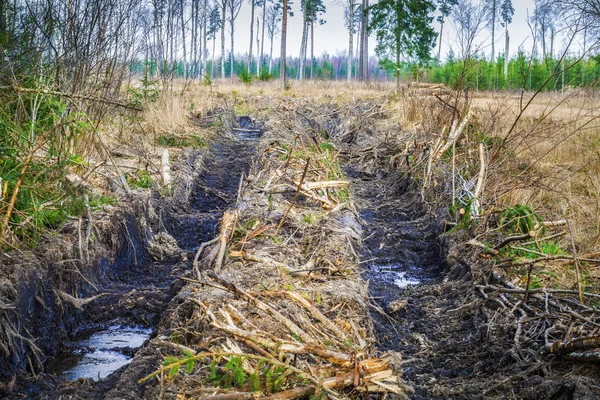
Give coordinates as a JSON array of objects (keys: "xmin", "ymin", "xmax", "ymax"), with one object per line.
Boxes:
[
  {"xmin": 126, "ymin": 75, "xmax": 160, "ymax": 106},
  {"xmin": 203, "ymin": 74, "xmax": 213, "ymax": 86},
  {"xmin": 258, "ymin": 69, "xmax": 274, "ymax": 81},
  {"xmin": 302, "ymin": 213, "xmax": 315, "ymax": 224},
  {"xmin": 126, "ymin": 169, "xmax": 153, "ymax": 189},
  {"xmin": 448, "ymin": 200, "xmax": 475, "ymax": 232},
  {"xmin": 89, "ymin": 195, "xmax": 118, "ymax": 210},
  {"xmin": 335, "ymin": 188, "xmax": 349, "ymax": 202},
  {"xmin": 238, "ymin": 68, "xmax": 253, "ymax": 85},
  {"xmin": 162, "ymin": 350, "xmax": 197, "ymax": 380},
  {"xmin": 498, "ymin": 204, "xmax": 544, "ymax": 235}
]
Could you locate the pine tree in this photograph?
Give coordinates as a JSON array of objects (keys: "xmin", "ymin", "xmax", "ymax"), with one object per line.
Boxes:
[
  {"xmin": 298, "ymin": 0, "xmax": 325, "ymax": 80},
  {"xmin": 208, "ymin": 4, "xmax": 222, "ymax": 78},
  {"xmin": 342, "ymin": 0, "xmax": 361, "ymax": 80},
  {"xmin": 436, "ymin": 0, "xmax": 457, "ymax": 61},
  {"xmin": 369, "ymin": 0, "xmax": 437, "ymax": 88}
]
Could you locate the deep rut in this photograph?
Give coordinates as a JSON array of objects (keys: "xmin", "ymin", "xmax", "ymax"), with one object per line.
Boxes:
[
  {"xmin": 22, "ymin": 123, "xmax": 260, "ymax": 399},
  {"xmin": 346, "ymin": 167, "xmax": 443, "ymax": 351}
]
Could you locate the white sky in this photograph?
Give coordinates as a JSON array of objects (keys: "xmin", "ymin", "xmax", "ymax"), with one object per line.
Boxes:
[{"xmin": 213, "ymin": 0, "xmax": 549, "ymax": 61}]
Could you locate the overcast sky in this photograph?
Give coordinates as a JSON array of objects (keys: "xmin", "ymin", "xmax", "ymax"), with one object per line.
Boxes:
[{"xmin": 212, "ymin": 0, "xmax": 547, "ymax": 61}]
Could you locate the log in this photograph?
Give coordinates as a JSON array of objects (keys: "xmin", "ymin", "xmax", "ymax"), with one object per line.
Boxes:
[{"xmin": 543, "ymin": 336, "xmax": 600, "ymax": 355}]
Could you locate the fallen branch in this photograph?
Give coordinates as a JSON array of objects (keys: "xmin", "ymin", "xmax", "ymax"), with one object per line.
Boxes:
[
  {"xmin": 252, "ymin": 290, "xmax": 348, "ymax": 341},
  {"xmin": 493, "ymin": 232, "xmax": 535, "ymax": 250},
  {"xmin": 55, "ymin": 290, "xmax": 108, "ymax": 310},
  {"xmin": 9, "ymin": 86, "xmax": 143, "ymax": 111},
  {"xmin": 276, "ymin": 158, "xmax": 310, "ymax": 235},
  {"xmin": 542, "ymin": 336, "xmax": 600, "ymax": 355}
]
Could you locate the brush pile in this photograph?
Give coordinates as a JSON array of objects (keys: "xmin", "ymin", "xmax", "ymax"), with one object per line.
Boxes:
[{"xmin": 139, "ymin": 104, "xmax": 411, "ymax": 399}]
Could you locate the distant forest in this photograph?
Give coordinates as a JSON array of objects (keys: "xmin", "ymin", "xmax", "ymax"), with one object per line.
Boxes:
[{"xmin": 131, "ymin": 52, "xmax": 600, "ymax": 91}]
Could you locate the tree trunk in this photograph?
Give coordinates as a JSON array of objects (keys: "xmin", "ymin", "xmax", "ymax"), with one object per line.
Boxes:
[
  {"xmin": 180, "ymin": 0, "xmax": 187, "ymax": 78},
  {"xmin": 310, "ymin": 20, "xmax": 314, "ymax": 79},
  {"xmin": 347, "ymin": 7, "xmax": 353, "ymax": 81},
  {"xmin": 395, "ymin": 17, "xmax": 400, "ymax": 90},
  {"xmin": 298, "ymin": 14, "xmax": 308, "ymax": 81},
  {"xmin": 437, "ymin": 14, "xmax": 444, "ymax": 61},
  {"xmin": 203, "ymin": 0, "xmax": 208, "ymax": 77},
  {"xmin": 359, "ymin": 0, "xmax": 368, "ymax": 82},
  {"xmin": 0, "ymin": 0, "xmax": 7, "ymax": 40},
  {"xmin": 541, "ymin": 26, "xmax": 546, "ymax": 60},
  {"xmin": 256, "ymin": 17, "xmax": 260, "ymax": 74},
  {"xmin": 191, "ymin": 0, "xmax": 197, "ymax": 78},
  {"xmin": 269, "ymin": 30, "xmax": 274, "ymax": 74},
  {"xmin": 259, "ymin": 0, "xmax": 267, "ymax": 75},
  {"xmin": 504, "ymin": 23, "xmax": 509, "ymax": 78},
  {"xmin": 355, "ymin": 23, "xmax": 360, "ymax": 79},
  {"xmin": 230, "ymin": 10, "xmax": 235, "ymax": 78},
  {"xmin": 490, "ymin": 0, "xmax": 495, "ymax": 61},
  {"xmin": 395, "ymin": 46, "xmax": 400, "ymax": 89},
  {"xmin": 212, "ymin": 37, "xmax": 216, "ymax": 78},
  {"xmin": 550, "ymin": 27, "xmax": 555, "ymax": 59},
  {"xmin": 220, "ymin": 1, "xmax": 226, "ymax": 79},
  {"xmin": 248, "ymin": 0, "xmax": 255, "ymax": 73},
  {"xmin": 281, "ymin": 0, "xmax": 288, "ymax": 90}
]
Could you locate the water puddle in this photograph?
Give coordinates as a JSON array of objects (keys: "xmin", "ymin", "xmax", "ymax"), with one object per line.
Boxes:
[
  {"xmin": 234, "ymin": 116, "xmax": 262, "ymax": 140},
  {"xmin": 370, "ymin": 264, "xmax": 421, "ymax": 288},
  {"xmin": 59, "ymin": 325, "xmax": 152, "ymax": 381}
]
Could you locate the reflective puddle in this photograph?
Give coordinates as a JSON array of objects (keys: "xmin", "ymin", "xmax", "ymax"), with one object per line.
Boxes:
[
  {"xmin": 60, "ymin": 325, "xmax": 152, "ymax": 381},
  {"xmin": 370, "ymin": 264, "xmax": 421, "ymax": 288}
]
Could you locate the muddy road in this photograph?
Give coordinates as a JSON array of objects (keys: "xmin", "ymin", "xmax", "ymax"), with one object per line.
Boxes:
[{"xmin": 2, "ymin": 99, "xmax": 599, "ymax": 399}]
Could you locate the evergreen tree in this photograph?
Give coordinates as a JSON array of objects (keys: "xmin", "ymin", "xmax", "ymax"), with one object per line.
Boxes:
[
  {"xmin": 436, "ymin": 0, "xmax": 457, "ymax": 61},
  {"xmin": 298, "ymin": 0, "xmax": 325, "ymax": 80},
  {"xmin": 208, "ymin": 4, "xmax": 222, "ymax": 78},
  {"xmin": 369, "ymin": 0, "xmax": 437, "ymax": 88}
]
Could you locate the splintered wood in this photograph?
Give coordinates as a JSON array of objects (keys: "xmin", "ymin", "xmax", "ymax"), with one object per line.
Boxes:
[{"xmin": 140, "ymin": 106, "xmax": 409, "ymax": 399}]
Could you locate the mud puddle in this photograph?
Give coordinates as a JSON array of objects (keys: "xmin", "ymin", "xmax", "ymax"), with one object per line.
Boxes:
[
  {"xmin": 55, "ymin": 326, "xmax": 152, "ymax": 381},
  {"xmin": 346, "ymin": 167, "xmax": 442, "ymax": 352}
]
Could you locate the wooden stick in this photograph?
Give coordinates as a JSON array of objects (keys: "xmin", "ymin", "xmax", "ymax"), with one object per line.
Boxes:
[
  {"xmin": 567, "ymin": 219, "xmax": 584, "ymax": 303},
  {"xmin": 493, "ymin": 231, "xmax": 535, "ymax": 250},
  {"xmin": 276, "ymin": 158, "xmax": 310, "ymax": 235}
]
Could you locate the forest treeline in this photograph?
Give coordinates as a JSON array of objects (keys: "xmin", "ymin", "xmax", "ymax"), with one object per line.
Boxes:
[{"xmin": 133, "ymin": 52, "xmax": 600, "ymax": 91}]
